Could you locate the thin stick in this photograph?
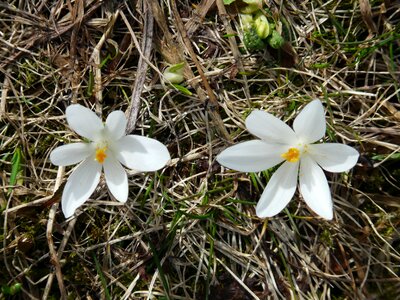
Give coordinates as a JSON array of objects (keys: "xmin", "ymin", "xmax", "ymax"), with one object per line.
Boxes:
[
  {"xmin": 0, "ymin": 68, "xmax": 11, "ymax": 121},
  {"xmin": 215, "ymin": 0, "xmax": 252, "ymax": 107},
  {"xmin": 43, "ymin": 167, "xmax": 66, "ymax": 300},
  {"xmin": 124, "ymin": 2, "xmax": 154, "ymax": 133},
  {"xmin": 89, "ymin": 10, "xmax": 120, "ymax": 112}
]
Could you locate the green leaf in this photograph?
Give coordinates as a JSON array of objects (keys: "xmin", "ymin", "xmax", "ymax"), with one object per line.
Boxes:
[
  {"xmin": 372, "ymin": 152, "xmax": 400, "ymax": 161},
  {"xmin": 223, "ymin": 0, "xmax": 236, "ymax": 4},
  {"xmin": 148, "ymin": 241, "xmax": 171, "ymax": 300},
  {"xmin": 100, "ymin": 53, "xmax": 112, "ymax": 68},
  {"xmin": 310, "ymin": 62, "xmax": 331, "ymax": 69},
  {"xmin": 93, "ymin": 255, "xmax": 111, "ymax": 300},
  {"xmin": 86, "ymin": 71, "xmax": 94, "ymax": 96},
  {"xmin": 223, "ymin": 33, "xmax": 238, "ymax": 38},
  {"xmin": 172, "ymin": 84, "xmax": 192, "ymax": 95},
  {"xmin": 167, "ymin": 62, "xmax": 185, "ymax": 73},
  {"xmin": 8, "ymin": 147, "xmax": 22, "ymax": 194},
  {"xmin": 243, "ymin": 0, "xmax": 261, "ymax": 4}
]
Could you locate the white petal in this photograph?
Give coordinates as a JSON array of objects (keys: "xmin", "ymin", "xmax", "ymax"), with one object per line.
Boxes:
[
  {"xmin": 216, "ymin": 140, "xmax": 286, "ymax": 172},
  {"xmin": 66, "ymin": 104, "xmax": 103, "ymax": 141},
  {"xmin": 256, "ymin": 161, "xmax": 299, "ymax": 218},
  {"xmin": 245, "ymin": 110, "xmax": 297, "ymax": 144},
  {"xmin": 293, "ymin": 99, "xmax": 326, "ymax": 144},
  {"xmin": 103, "ymin": 154, "xmax": 128, "ymax": 203},
  {"xmin": 50, "ymin": 143, "xmax": 94, "ymax": 166},
  {"xmin": 115, "ymin": 135, "xmax": 170, "ymax": 171},
  {"xmin": 105, "ymin": 110, "xmax": 127, "ymax": 140},
  {"xmin": 61, "ymin": 157, "xmax": 102, "ymax": 218},
  {"xmin": 308, "ymin": 143, "xmax": 359, "ymax": 173},
  {"xmin": 299, "ymin": 155, "xmax": 333, "ymax": 219}
]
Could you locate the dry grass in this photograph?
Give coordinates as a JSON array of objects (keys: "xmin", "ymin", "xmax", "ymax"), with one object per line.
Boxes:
[{"xmin": 1, "ymin": 0, "xmax": 399, "ymax": 299}]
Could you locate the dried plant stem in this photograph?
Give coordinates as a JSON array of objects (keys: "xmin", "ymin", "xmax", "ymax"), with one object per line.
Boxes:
[
  {"xmin": 44, "ymin": 167, "xmax": 66, "ymax": 300},
  {"xmin": 215, "ymin": 0, "xmax": 251, "ymax": 107},
  {"xmin": 0, "ymin": 68, "xmax": 11, "ymax": 121},
  {"xmin": 125, "ymin": 1, "xmax": 154, "ymax": 133},
  {"xmin": 170, "ymin": 0, "xmax": 232, "ymax": 142},
  {"xmin": 90, "ymin": 10, "xmax": 120, "ymax": 113}
]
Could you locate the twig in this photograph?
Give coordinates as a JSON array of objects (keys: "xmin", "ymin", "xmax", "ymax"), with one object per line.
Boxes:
[
  {"xmin": 170, "ymin": 0, "xmax": 216, "ymax": 106},
  {"xmin": 89, "ymin": 10, "xmax": 120, "ymax": 112},
  {"xmin": 68, "ymin": 0, "xmax": 83, "ymax": 104},
  {"xmin": 0, "ymin": 68, "xmax": 11, "ymax": 121},
  {"xmin": 124, "ymin": 1, "xmax": 154, "ymax": 133},
  {"xmin": 43, "ymin": 167, "xmax": 66, "ymax": 300},
  {"xmin": 185, "ymin": 0, "xmax": 216, "ymax": 36},
  {"xmin": 215, "ymin": 0, "xmax": 251, "ymax": 107}
]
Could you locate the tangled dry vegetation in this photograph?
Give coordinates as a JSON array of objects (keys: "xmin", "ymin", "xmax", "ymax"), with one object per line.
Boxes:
[{"xmin": 1, "ymin": 0, "xmax": 399, "ymax": 299}]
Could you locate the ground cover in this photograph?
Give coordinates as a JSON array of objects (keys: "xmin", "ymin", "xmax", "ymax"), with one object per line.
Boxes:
[{"xmin": 1, "ymin": 0, "xmax": 399, "ymax": 299}]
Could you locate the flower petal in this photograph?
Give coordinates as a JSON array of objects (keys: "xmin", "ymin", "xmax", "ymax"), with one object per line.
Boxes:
[
  {"xmin": 66, "ymin": 104, "xmax": 103, "ymax": 141},
  {"xmin": 308, "ymin": 143, "xmax": 359, "ymax": 172},
  {"xmin": 50, "ymin": 143, "xmax": 94, "ymax": 166},
  {"xmin": 115, "ymin": 135, "xmax": 170, "ymax": 171},
  {"xmin": 245, "ymin": 110, "xmax": 297, "ymax": 145},
  {"xmin": 299, "ymin": 155, "xmax": 333, "ymax": 219},
  {"xmin": 293, "ymin": 99, "xmax": 326, "ymax": 144},
  {"xmin": 256, "ymin": 161, "xmax": 299, "ymax": 218},
  {"xmin": 216, "ymin": 140, "xmax": 286, "ymax": 172},
  {"xmin": 105, "ymin": 110, "xmax": 127, "ymax": 140},
  {"xmin": 61, "ymin": 157, "xmax": 102, "ymax": 218},
  {"xmin": 103, "ymin": 154, "xmax": 128, "ymax": 203}
]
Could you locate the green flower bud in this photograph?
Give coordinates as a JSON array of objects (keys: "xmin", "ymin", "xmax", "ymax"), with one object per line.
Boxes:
[
  {"xmin": 9, "ymin": 283, "xmax": 22, "ymax": 295},
  {"xmin": 244, "ymin": 27, "xmax": 265, "ymax": 51},
  {"xmin": 239, "ymin": 14, "xmax": 254, "ymax": 30},
  {"xmin": 164, "ymin": 71, "xmax": 184, "ymax": 84},
  {"xmin": 268, "ymin": 30, "xmax": 285, "ymax": 49},
  {"xmin": 240, "ymin": 4, "xmax": 260, "ymax": 14},
  {"xmin": 163, "ymin": 62, "xmax": 185, "ymax": 84},
  {"xmin": 254, "ymin": 13, "xmax": 270, "ymax": 39}
]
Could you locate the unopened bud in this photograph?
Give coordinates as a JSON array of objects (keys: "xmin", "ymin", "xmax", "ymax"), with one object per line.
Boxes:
[
  {"xmin": 163, "ymin": 62, "xmax": 185, "ymax": 84},
  {"xmin": 254, "ymin": 13, "xmax": 270, "ymax": 39},
  {"xmin": 269, "ymin": 30, "xmax": 285, "ymax": 49}
]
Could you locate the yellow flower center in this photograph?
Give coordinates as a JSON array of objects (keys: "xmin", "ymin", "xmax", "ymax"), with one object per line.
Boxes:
[
  {"xmin": 281, "ymin": 147, "xmax": 300, "ymax": 162},
  {"xmin": 95, "ymin": 147, "xmax": 107, "ymax": 164}
]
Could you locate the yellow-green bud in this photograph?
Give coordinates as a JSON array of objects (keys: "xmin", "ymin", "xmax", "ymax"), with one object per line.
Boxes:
[
  {"xmin": 268, "ymin": 30, "xmax": 285, "ymax": 49},
  {"xmin": 163, "ymin": 63, "xmax": 185, "ymax": 84},
  {"xmin": 254, "ymin": 13, "xmax": 270, "ymax": 39},
  {"xmin": 240, "ymin": 4, "xmax": 260, "ymax": 14},
  {"xmin": 239, "ymin": 14, "xmax": 254, "ymax": 30}
]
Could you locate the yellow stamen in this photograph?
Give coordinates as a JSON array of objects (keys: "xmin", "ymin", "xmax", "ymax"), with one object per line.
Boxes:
[
  {"xmin": 95, "ymin": 147, "xmax": 107, "ymax": 164},
  {"xmin": 281, "ymin": 147, "xmax": 300, "ymax": 162}
]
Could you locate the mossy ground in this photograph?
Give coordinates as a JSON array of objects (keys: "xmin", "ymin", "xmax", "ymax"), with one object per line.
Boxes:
[{"xmin": 1, "ymin": 0, "xmax": 399, "ymax": 299}]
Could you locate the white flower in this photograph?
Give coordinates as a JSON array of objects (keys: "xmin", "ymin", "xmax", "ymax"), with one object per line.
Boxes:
[
  {"xmin": 216, "ymin": 99, "xmax": 359, "ymax": 220},
  {"xmin": 50, "ymin": 104, "xmax": 171, "ymax": 218}
]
